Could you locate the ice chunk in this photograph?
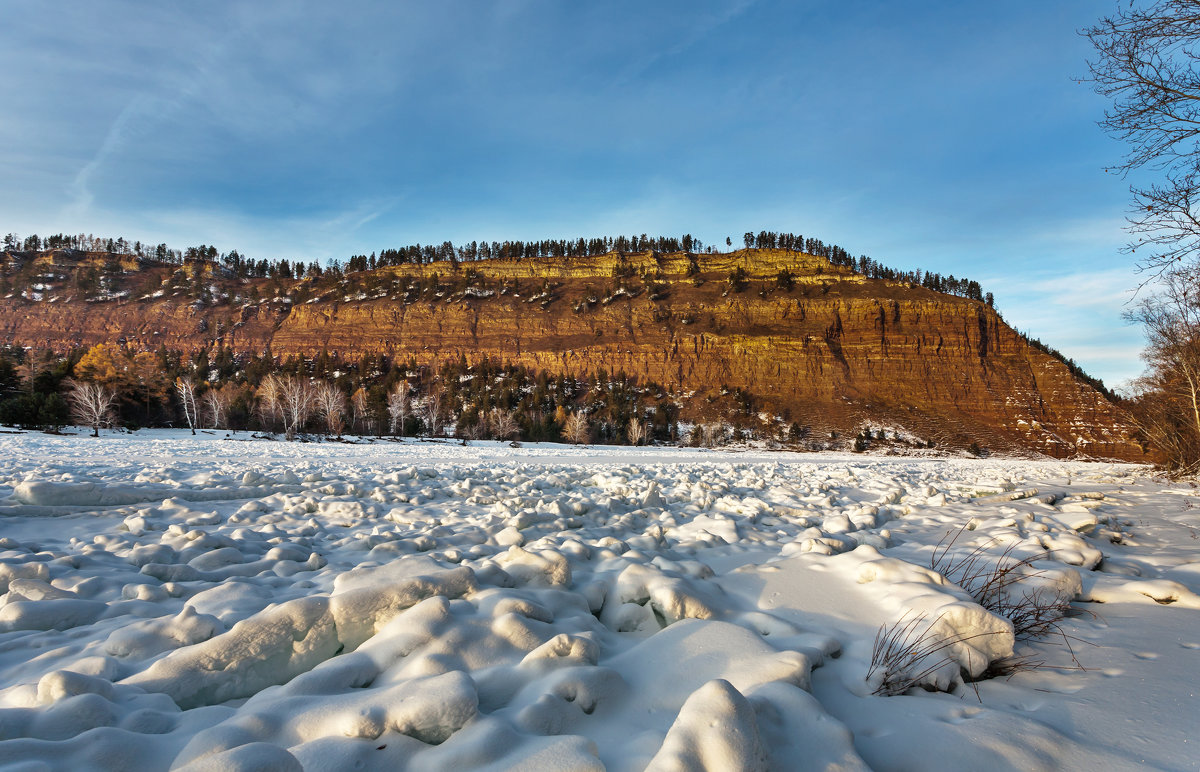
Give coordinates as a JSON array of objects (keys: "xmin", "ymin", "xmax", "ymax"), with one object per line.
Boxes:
[
  {"xmin": 122, "ymin": 596, "xmax": 340, "ymax": 708},
  {"xmin": 330, "ymin": 563, "xmax": 477, "ymax": 649},
  {"xmin": 0, "ymin": 598, "xmax": 106, "ymax": 632},
  {"xmin": 175, "ymin": 742, "xmax": 303, "ymax": 772},
  {"xmin": 642, "ymin": 482, "xmax": 667, "ymax": 509},
  {"xmin": 105, "ymin": 606, "xmax": 224, "ymax": 659},
  {"xmin": 493, "ymin": 526, "xmax": 524, "ymax": 547},
  {"xmin": 0, "ymin": 561, "xmax": 49, "ymax": 593},
  {"xmin": 645, "ymin": 679, "xmax": 769, "ymax": 772},
  {"xmin": 36, "ymin": 670, "xmax": 115, "ymax": 705},
  {"xmin": 491, "ymin": 546, "xmax": 571, "ymax": 587}
]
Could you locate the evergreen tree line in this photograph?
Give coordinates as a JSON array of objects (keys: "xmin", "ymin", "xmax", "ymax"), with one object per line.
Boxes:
[
  {"xmin": 737, "ymin": 231, "xmax": 991, "ymax": 304},
  {"xmin": 346, "ymin": 234, "xmax": 712, "ymax": 270},
  {"xmin": 3, "ymin": 232, "xmax": 183, "ymax": 263},
  {"xmin": 5, "ymin": 228, "xmax": 991, "ymax": 304},
  {"xmin": 1018, "ymin": 333, "xmax": 1117, "ymax": 402}
]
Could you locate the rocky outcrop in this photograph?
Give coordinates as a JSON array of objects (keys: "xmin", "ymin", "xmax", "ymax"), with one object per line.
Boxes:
[{"xmin": 0, "ymin": 248, "xmax": 1146, "ymax": 460}]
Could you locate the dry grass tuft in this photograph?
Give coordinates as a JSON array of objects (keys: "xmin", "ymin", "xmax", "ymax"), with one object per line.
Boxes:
[
  {"xmin": 866, "ymin": 612, "xmax": 1006, "ymax": 697},
  {"xmin": 929, "ymin": 526, "xmax": 1073, "ymax": 640}
]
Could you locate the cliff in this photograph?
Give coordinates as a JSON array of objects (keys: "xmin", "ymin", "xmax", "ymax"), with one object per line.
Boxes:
[{"xmin": 0, "ymin": 248, "xmax": 1147, "ymax": 460}]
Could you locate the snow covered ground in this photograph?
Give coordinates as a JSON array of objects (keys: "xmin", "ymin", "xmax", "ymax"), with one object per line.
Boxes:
[{"xmin": 0, "ymin": 430, "xmax": 1197, "ymax": 771}]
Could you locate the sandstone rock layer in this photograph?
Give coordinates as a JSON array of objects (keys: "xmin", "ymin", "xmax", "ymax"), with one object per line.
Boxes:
[{"xmin": 0, "ymin": 249, "xmax": 1146, "ymax": 460}]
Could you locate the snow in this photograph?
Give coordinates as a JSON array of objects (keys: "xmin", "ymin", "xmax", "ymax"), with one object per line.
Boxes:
[{"xmin": 0, "ymin": 430, "xmax": 1196, "ymax": 770}]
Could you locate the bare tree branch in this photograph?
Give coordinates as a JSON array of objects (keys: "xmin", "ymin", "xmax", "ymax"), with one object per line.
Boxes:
[
  {"xmin": 627, "ymin": 416, "xmax": 646, "ymax": 446},
  {"xmin": 202, "ymin": 386, "xmax": 230, "ymax": 430},
  {"xmin": 1123, "ymin": 265, "xmax": 1200, "ymax": 470},
  {"xmin": 563, "ymin": 411, "xmax": 590, "ymax": 445},
  {"xmin": 1086, "ymin": 1, "xmax": 1200, "ymax": 274}
]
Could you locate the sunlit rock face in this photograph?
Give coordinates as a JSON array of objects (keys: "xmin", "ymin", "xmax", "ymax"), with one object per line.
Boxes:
[{"xmin": 0, "ymin": 248, "xmax": 1146, "ymax": 460}]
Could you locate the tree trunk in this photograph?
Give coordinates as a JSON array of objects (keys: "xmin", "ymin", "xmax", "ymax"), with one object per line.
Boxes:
[{"xmin": 1182, "ymin": 363, "xmax": 1200, "ymax": 440}]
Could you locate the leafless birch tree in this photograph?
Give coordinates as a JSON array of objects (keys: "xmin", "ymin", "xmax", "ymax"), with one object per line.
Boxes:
[
  {"xmin": 627, "ymin": 416, "xmax": 646, "ymax": 446},
  {"xmin": 1125, "ymin": 265, "xmax": 1200, "ymax": 472},
  {"xmin": 202, "ymin": 386, "xmax": 231, "ymax": 429},
  {"xmin": 563, "ymin": 411, "xmax": 590, "ymax": 444},
  {"xmin": 256, "ymin": 375, "xmax": 283, "ymax": 434},
  {"xmin": 423, "ymin": 381, "xmax": 444, "ymax": 437},
  {"xmin": 351, "ymin": 388, "xmax": 375, "ymax": 436},
  {"xmin": 701, "ymin": 423, "xmax": 725, "ymax": 448},
  {"xmin": 387, "ymin": 380, "xmax": 411, "ymax": 436},
  {"xmin": 68, "ymin": 380, "xmax": 118, "ymax": 437},
  {"xmin": 314, "ymin": 381, "xmax": 347, "ymax": 438},
  {"xmin": 276, "ymin": 375, "xmax": 315, "ymax": 441},
  {"xmin": 488, "ymin": 407, "xmax": 519, "ymax": 441},
  {"xmin": 175, "ymin": 376, "xmax": 199, "ymax": 435}
]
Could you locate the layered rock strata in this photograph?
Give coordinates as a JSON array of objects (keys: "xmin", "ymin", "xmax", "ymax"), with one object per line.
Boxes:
[{"xmin": 0, "ymin": 249, "xmax": 1146, "ymax": 460}]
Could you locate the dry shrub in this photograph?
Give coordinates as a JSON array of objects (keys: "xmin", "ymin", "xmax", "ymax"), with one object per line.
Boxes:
[
  {"xmin": 929, "ymin": 526, "xmax": 1070, "ymax": 640},
  {"xmin": 867, "ymin": 525, "xmax": 1099, "ymax": 697},
  {"xmin": 926, "ymin": 525, "xmax": 1094, "ymax": 681},
  {"xmin": 866, "ymin": 612, "xmax": 1007, "ymax": 697}
]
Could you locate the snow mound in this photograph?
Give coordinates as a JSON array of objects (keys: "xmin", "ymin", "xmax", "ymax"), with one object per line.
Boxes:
[
  {"xmin": 123, "ymin": 563, "xmax": 476, "ymax": 708},
  {"xmin": 645, "ymin": 679, "xmax": 769, "ymax": 771},
  {"xmin": 0, "ymin": 432, "xmax": 1190, "ymax": 770}
]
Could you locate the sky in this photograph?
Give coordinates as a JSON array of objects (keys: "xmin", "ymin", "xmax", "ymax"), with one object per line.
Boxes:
[{"xmin": 0, "ymin": 0, "xmax": 1149, "ymax": 386}]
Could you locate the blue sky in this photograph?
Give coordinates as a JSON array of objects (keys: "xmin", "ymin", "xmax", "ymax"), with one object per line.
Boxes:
[{"xmin": 0, "ymin": 0, "xmax": 1147, "ymax": 386}]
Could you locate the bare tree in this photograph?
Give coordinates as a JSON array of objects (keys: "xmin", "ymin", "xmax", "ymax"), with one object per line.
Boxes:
[
  {"xmin": 462, "ymin": 406, "xmax": 487, "ymax": 440},
  {"xmin": 1127, "ymin": 378, "xmax": 1198, "ymax": 472},
  {"xmin": 314, "ymin": 381, "xmax": 347, "ymax": 438},
  {"xmin": 351, "ymin": 387, "xmax": 375, "ymax": 436},
  {"xmin": 488, "ymin": 407, "xmax": 519, "ymax": 442},
  {"xmin": 1125, "ymin": 265, "xmax": 1200, "ymax": 472},
  {"xmin": 275, "ymin": 375, "xmax": 314, "ymax": 441},
  {"xmin": 563, "ymin": 411, "xmax": 590, "ymax": 444},
  {"xmin": 423, "ymin": 381, "xmax": 444, "ymax": 437},
  {"xmin": 627, "ymin": 416, "xmax": 646, "ymax": 446},
  {"xmin": 202, "ymin": 386, "xmax": 231, "ymax": 429},
  {"xmin": 387, "ymin": 380, "xmax": 411, "ymax": 436},
  {"xmin": 701, "ymin": 423, "xmax": 725, "ymax": 448},
  {"xmin": 256, "ymin": 375, "xmax": 283, "ymax": 434},
  {"xmin": 175, "ymin": 376, "xmax": 199, "ymax": 435},
  {"xmin": 1086, "ymin": 3, "xmax": 1200, "ymax": 276},
  {"xmin": 68, "ymin": 380, "xmax": 118, "ymax": 437}
]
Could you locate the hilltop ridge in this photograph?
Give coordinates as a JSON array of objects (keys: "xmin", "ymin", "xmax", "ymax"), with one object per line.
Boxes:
[{"xmin": 0, "ymin": 245, "xmax": 1145, "ymax": 459}]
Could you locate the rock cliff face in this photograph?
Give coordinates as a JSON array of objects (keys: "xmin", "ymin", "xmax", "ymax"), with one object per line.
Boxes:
[{"xmin": 0, "ymin": 248, "xmax": 1146, "ymax": 460}]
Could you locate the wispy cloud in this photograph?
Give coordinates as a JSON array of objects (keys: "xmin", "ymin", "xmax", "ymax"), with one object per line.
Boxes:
[
  {"xmin": 0, "ymin": 0, "xmax": 1147, "ymax": 383},
  {"xmin": 611, "ymin": 0, "xmax": 759, "ymax": 86},
  {"xmin": 1030, "ymin": 215, "xmax": 1129, "ymax": 251},
  {"xmin": 64, "ymin": 95, "xmax": 153, "ymax": 220},
  {"xmin": 142, "ymin": 198, "xmax": 399, "ymax": 261},
  {"xmin": 987, "ymin": 266, "xmax": 1140, "ymax": 313},
  {"xmin": 981, "ymin": 266, "xmax": 1145, "ymax": 386}
]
